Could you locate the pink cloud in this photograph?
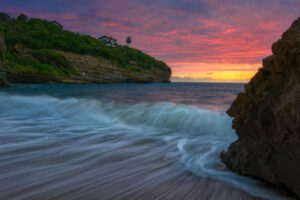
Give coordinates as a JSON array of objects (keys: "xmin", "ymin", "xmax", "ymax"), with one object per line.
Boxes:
[{"xmin": 1, "ymin": 0, "xmax": 299, "ymax": 81}]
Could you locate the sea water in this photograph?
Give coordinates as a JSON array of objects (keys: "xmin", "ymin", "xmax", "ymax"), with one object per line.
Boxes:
[{"xmin": 0, "ymin": 83, "xmax": 295, "ymax": 200}]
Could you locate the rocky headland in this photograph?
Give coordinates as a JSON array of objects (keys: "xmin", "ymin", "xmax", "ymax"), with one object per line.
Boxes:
[
  {"xmin": 221, "ymin": 17, "xmax": 300, "ymax": 197},
  {"xmin": 0, "ymin": 14, "xmax": 171, "ymax": 85}
]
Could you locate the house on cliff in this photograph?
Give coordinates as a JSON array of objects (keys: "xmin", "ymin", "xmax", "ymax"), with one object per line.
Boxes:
[{"xmin": 99, "ymin": 36, "xmax": 118, "ymax": 47}]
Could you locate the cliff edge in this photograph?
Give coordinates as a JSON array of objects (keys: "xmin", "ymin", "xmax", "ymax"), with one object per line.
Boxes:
[
  {"xmin": 221, "ymin": 17, "xmax": 300, "ymax": 197},
  {"xmin": 0, "ymin": 14, "xmax": 171, "ymax": 84}
]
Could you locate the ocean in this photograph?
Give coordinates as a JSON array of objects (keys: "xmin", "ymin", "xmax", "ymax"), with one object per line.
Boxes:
[{"xmin": 0, "ymin": 83, "xmax": 294, "ymax": 200}]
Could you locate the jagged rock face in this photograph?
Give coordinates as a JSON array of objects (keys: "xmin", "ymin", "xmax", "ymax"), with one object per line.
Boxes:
[
  {"xmin": 57, "ymin": 51, "xmax": 171, "ymax": 83},
  {"xmin": 0, "ymin": 33, "xmax": 6, "ymax": 59},
  {"xmin": 221, "ymin": 17, "xmax": 300, "ymax": 197},
  {"xmin": 5, "ymin": 48, "xmax": 171, "ymax": 84},
  {"xmin": 0, "ymin": 61, "xmax": 9, "ymax": 87},
  {"xmin": 0, "ymin": 34, "xmax": 9, "ymax": 87}
]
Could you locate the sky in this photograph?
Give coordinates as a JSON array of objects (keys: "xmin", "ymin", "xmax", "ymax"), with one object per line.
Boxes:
[{"xmin": 1, "ymin": 0, "xmax": 299, "ymax": 82}]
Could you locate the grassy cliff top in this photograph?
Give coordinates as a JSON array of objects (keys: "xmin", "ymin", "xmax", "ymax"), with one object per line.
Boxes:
[{"xmin": 0, "ymin": 14, "xmax": 171, "ymax": 75}]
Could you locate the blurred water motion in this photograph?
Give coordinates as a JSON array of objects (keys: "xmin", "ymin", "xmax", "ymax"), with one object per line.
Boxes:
[{"xmin": 0, "ymin": 83, "xmax": 291, "ymax": 200}]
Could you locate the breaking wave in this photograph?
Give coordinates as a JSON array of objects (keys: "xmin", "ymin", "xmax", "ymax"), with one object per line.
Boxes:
[{"xmin": 0, "ymin": 92, "xmax": 292, "ymax": 200}]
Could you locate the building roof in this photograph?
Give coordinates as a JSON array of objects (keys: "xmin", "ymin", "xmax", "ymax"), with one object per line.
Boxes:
[
  {"xmin": 99, "ymin": 35, "xmax": 117, "ymax": 41},
  {"xmin": 51, "ymin": 21, "xmax": 63, "ymax": 28}
]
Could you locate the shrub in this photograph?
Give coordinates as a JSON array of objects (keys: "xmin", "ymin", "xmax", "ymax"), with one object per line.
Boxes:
[
  {"xmin": 0, "ymin": 13, "xmax": 11, "ymax": 22},
  {"xmin": 31, "ymin": 49, "xmax": 73, "ymax": 71},
  {"xmin": 5, "ymin": 54, "xmax": 70, "ymax": 77},
  {"xmin": 17, "ymin": 14, "xmax": 28, "ymax": 21}
]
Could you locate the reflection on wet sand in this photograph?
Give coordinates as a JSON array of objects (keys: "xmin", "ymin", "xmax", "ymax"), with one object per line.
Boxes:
[{"xmin": 0, "ymin": 137, "xmax": 260, "ymax": 200}]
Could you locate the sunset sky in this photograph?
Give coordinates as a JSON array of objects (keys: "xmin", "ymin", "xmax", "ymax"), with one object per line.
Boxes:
[{"xmin": 1, "ymin": 0, "xmax": 299, "ymax": 82}]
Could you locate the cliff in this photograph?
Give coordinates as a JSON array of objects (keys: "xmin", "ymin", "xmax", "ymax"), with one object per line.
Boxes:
[
  {"xmin": 0, "ymin": 33, "xmax": 9, "ymax": 87},
  {"xmin": 0, "ymin": 14, "xmax": 171, "ymax": 84},
  {"xmin": 57, "ymin": 51, "xmax": 170, "ymax": 83},
  {"xmin": 5, "ymin": 48, "xmax": 171, "ymax": 84},
  {"xmin": 0, "ymin": 61, "xmax": 9, "ymax": 87},
  {"xmin": 0, "ymin": 31, "xmax": 6, "ymax": 59},
  {"xmin": 221, "ymin": 17, "xmax": 300, "ymax": 197}
]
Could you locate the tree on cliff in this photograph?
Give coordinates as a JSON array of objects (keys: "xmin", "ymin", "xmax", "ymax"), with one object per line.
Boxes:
[
  {"xmin": 0, "ymin": 13, "xmax": 11, "ymax": 22},
  {"xmin": 126, "ymin": 36, "xmax": 132, "ymax": 46},
  {"xmin": 17, "ymin": 14, "xmax": 28, "ymax": 21}
]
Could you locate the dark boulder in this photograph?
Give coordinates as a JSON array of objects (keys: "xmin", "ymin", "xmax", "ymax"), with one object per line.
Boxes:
[{"xmin": 221, "ymin": 17, "xmax": 300, "ymax": 198}]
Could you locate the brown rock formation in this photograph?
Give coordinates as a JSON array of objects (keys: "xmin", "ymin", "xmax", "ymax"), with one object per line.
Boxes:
[
  {"xmin": 57, "ymin": 50, "xmax": 171, "ymax": 83},
  {"xmin": 221, "ymin": 17, "xmax": 300, "ymax": 197},
  {"xmin": 13, "ymin": 43, "xmax": 31, "ymax": 55},
  {"xmin": 0, "ymin": 33, "xmax": 6, "ymax": 59},
  {"xmin": 0, "ymin": 61, "xmax": 9, "ymax": 87},
  {"xmin": 0, "ymin": 34, "xmax": 9, "ymax": 87},
  {"xmin": 5, "ymin": 49, "xmax": 171, "ymax": 84}
]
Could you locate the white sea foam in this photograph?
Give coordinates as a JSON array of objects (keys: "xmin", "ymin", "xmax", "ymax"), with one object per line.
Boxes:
[{"xmin": 0, "ymin": 92, "xmax": 293, "ymax": 200}]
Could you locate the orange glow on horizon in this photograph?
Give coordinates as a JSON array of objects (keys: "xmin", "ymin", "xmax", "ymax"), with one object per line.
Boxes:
[
  {"xmin": 2, "ymin": 0, "xmax": 299, "ymax": 83},
  {"xmin": 172, "ymin": 71, "xmax": 257, "ymax": 83},
  {"xmin": 171, "ymin": 62, "xmax": 258, "ymax": 83}
]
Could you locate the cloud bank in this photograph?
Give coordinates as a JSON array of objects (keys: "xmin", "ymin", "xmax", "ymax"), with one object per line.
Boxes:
[{"xmin": 1, "ymin": 0, "xmax": 299, "ymax": 81}]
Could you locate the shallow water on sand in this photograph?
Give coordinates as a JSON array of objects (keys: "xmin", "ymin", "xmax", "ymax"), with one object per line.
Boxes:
[{"xmin": 0, "ymin": 83, "xmax": 295, "ymax": 200}]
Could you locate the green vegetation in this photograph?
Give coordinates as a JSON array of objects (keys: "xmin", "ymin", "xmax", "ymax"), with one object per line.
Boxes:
[
  {"xmin": 17, "ymin": 14, "xmax": 28, "ymax": 21},
  {"xmin": 31, "ymin": 49, "xmax": 78, "ymax": 75},
  {"xmin": 0, "ymin": 13, "xmax": 10, "ymax": 22},
  {"xmin": 0, "ymin": 14, "xmax": 170, "ymax": 79},
  {"xmin": 5, "ymin": 53, "xmax": 70, "ymax": 77}
]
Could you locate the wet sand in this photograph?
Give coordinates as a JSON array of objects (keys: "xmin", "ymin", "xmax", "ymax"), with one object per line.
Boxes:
[{"xmin": 0, "ymin": 137, "xmax": 261, "ymax": 200}]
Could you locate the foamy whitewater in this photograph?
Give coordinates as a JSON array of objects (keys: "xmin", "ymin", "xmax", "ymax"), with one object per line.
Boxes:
[{"xmin": 0, "ymin": 83, "xmax": 295, "ymax": 200}]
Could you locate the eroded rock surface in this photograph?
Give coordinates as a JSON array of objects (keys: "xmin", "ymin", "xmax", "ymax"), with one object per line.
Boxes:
[
  {"xmin": 4, "ymin": 48, "xmax": 171, "ymax": 84},
  {"xmin": 57, "ymin": 50, "xmax": 171, "ymax": 83},
  {"xmin": 0, "ymin": 33, "xmax": 6, "ymax": 59},
  {"xmin": 0, "ymin": 61, "xmax": 9, "ymax": 87},
  {"xmin": 221, "ymin": 17, "xmax": 300, "ymax": 197}
]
